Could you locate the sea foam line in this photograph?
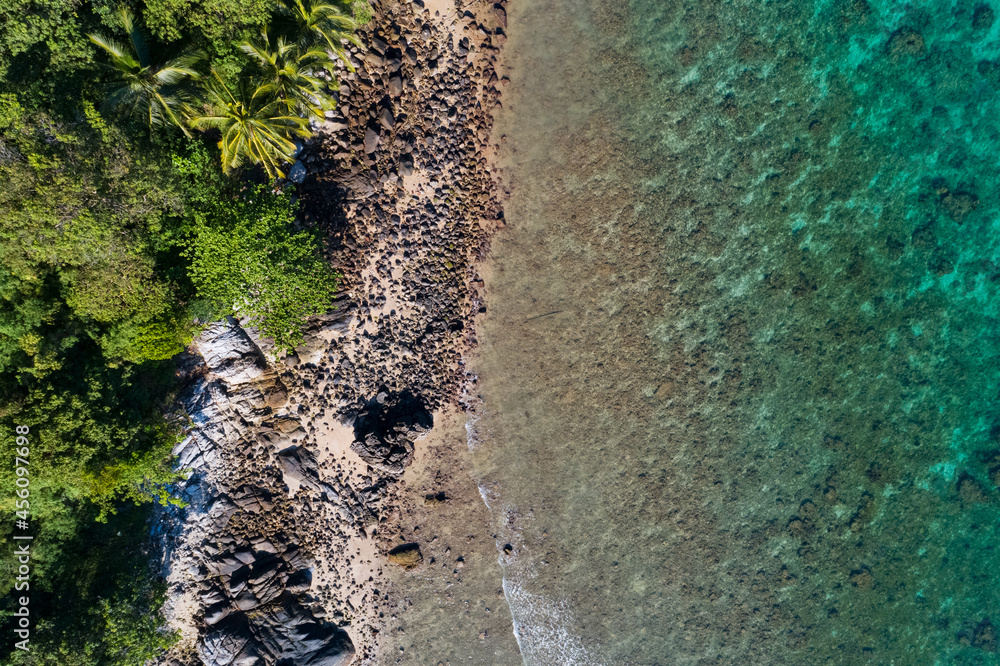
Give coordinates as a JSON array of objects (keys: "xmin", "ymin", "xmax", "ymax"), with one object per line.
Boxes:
[{"xmin": 464, "ymin": 396, "xmax": 600, "ymax": 665}]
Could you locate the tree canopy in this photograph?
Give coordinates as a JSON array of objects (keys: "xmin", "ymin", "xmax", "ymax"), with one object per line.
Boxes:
[{"xmin": 0, "ymin": 0, "xmax": 365, "ymax": 661}]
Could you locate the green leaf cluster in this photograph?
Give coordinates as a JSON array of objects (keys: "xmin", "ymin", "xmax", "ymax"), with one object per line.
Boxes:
[
  {"xmin": 0, "ymin": 502, "xmax": 180, "ymax": 665},
  {"xmin": 0, "ymin": 0, "xmax": 357, "ymax": 659},
  {"xmin": 87, "ymin": 0, "xmax": 365, "ymax": 176},
  {"xmin": 186, "ymin": 183, "xmax": 339, "ymax": 353}
]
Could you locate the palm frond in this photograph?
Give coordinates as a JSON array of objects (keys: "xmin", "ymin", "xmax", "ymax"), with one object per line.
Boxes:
[
  {"xmin": 117, "ymin": 6, "xmax": 152, "ymax": 68},
  {"xmin": 240, "ymin": 41, "xmax": 273, "ymax": 66},
  {"xmin": 187, "ymin": 115, "xmax": 231, "ymax": 131},
  {"xmin": 154, "ymin": 65, "xmax": 200, "ymax": 86},
  {"xmin": 188, "ymin": 69, "xmax": 313, "ymax": 178},
  {"xmin": 88, "ymin": 9, "xmax": 201, "ymax": 136},
  {"xmin": 88, "ymin": 33, "xmax": 127, "ymax": 60},
  {"xmin": 170, "ymin": 49, "xmax": 207, "ymax": 74}
]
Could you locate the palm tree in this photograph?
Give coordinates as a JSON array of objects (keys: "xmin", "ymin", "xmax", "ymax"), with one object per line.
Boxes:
[
  {"xmin": 88, "ymin": 7, "xmax": 203, "ymax": 135},
  {"xmin": 188, "ymin": 69, "xmax": 311, "ymax": 179},
  {"xmin": 240, "ymin": 32, "xmax": 335, "ymax": 120},
  {"xmin": 275, "ymin": 0, "xmax": 362, "ymax": 70}
]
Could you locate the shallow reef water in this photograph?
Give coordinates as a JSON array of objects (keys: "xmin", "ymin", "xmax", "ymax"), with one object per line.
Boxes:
[{"xmin": 469, "ymin": 0, "xmax": 1000, "ymax": 663}]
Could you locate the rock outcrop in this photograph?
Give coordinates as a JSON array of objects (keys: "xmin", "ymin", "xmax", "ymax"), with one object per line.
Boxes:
[
  {"xmin": 348, "ymin": 390, "xmax": 433, "ymax": 473},
  {"xmin": 156, "ymin": 320, "xmax": 356, "ymax": 666},
  {"xmin": 153, "ymin": 0, "xmax": 507, "ymax": 659}
]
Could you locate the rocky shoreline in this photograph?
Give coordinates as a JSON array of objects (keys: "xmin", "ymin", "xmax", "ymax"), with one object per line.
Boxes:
[{"xmin": 152, "ymin": 0, "xmax": 510, "ymax": 663}]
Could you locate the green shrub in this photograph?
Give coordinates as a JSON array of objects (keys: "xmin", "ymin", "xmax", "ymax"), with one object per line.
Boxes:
[
  {"xmin": 353, "ymin": 0, "xmax": 374, "ymax": 26},
  {"xmin": 99, "ymin": 307, "xmax": 199, "ymax": 364},
  {"xmin": 184, "ymin": 184, "xmax": 339, "ymax": 353},
  {"xmin": 144, "ymin": 0, "xmax": 275, "ymax": 48}
]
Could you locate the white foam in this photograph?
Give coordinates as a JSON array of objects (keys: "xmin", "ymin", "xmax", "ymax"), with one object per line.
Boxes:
[
  {"xmin": 465, "ymin": 370, "xmax": 601, "ymax": 664},
  {"xmin": 474, "ymin": 479, "xmax": 600, "ymax": 665},
  {"xmin": 502, "ymin": 577, "xmax": 598, "ymax": 665}
]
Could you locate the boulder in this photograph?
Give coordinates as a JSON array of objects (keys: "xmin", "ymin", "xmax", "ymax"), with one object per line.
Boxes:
[
  {"xmin": 364, "ymin": 126, "xmax": 380, "ymax": 153},
  {"xmin": 204, "ymin": 601, "xmax": 232, "ymax": 626},
  {"xmin": 379, "ymin": 107, "xmax": 395, "ymax": 130},
  {"xmin": 387, "ymin": 543, "xmax": 423, "ymax": 569},
  {"xmin": 253, "ymin": 595, "xmax": 355, "ymax": 665},
  {"xmin": 195, "ymin": 321, "xmax": 268, "ymax": 384},
  {"xmin": 287, "ymin": 160, "xmax": 307, "ymax": 184},
  {"xmin": 285, "ymin": 568, "xmax": 312, "ymax": 594},
  {"xmin": 277, "ymin": 446, "xmax": 322, "ymax": 491},
  {"xmin": 349, "ymin": 391, "xmax": 432, "ymax": 474},
  {"xmin": 200, "ymin": 614, "xmax": 262, "ymax": 666},
  {"xmin": 388, "ymin": 75, "xmax": 403, "ymax": 97},
  {"xmin": 399, "ymin": 153, "xmax": 414, "ymax": 177}
]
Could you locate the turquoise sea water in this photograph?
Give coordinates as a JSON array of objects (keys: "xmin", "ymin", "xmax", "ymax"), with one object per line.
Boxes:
[{"xmin": 472, "ymin": 0, "xmax": 1000, "ymax": 662}]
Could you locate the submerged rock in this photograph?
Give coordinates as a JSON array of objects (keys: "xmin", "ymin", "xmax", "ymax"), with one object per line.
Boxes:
[{"xmin": 387, "ymin": 542, "xmax": 423, "ymax": 569}]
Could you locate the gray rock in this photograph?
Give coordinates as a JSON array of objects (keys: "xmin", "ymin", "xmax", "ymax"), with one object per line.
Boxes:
[
  {"xmin": 285, "ymin": 568, "xmax": 312, "ymax": 594},
  {"xmin": 288, "ymin": 160, "xmax": 307, "ymax": 184},
  {"xmin": 210, "ymin": 554, "xmax": 247, "ymax": 577},
  {"xmin": 349, "ymin": 391, "xmax": 432, "ymax": 474},
  {"xmin": 195, "ymin": 321, "xmax": 268, "ymax": 385},
  {"xmin": 364, "ymin": 126, "xmax": 380, "ymax": 153},
  {"xmin": 200, "ymin": 615, "xmax": 262, "ymax": 666},
  {"xmin": 234, "ymin": 550, "xmax": 256, "ymax": 565},
  {"xmin": 388, "ymin": 75, "xmax": 403, "ymax": 97},
  {"xmin": 379, "ymin": 107, "xmax": 395, "ymax": 130},
  {"xmin": 253, "ymin": 596, "xmax": 354, "ymax": 666},
  {"xmin": 234, "ymin": 588, "xmax": 261, "ymax": 611},
  {"xmin": 399, "ymin": 154, "xmax": 414, "ymax": 177},
  {"xmin": 204, "ymin": 601, "xmax": 232, "ymax": 626},
  {"xmin": 277, "ymin": 446, "xmax": 322, "ymax": 491}
]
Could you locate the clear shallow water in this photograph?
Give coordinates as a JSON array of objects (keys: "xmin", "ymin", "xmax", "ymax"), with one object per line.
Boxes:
[{"xmin": 472, "ymin": 0, "xmax": 1000, "ymax": 663}]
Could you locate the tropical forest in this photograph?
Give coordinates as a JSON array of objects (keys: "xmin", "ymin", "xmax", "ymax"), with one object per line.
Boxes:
[{"xmin": 0, "ymin": 0, "xmax": 367, "ymax": 661}]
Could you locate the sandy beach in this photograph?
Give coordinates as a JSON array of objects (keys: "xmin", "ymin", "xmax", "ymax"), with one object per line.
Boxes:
[{"xmin": 152, "ymin": 0, "xmax": 516, "ymax": 662}]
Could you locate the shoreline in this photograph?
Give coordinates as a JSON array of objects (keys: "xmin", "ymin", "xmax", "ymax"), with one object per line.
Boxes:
[{"xmin": 153, "ymin": 0, "xmax": 514, "ymax": 662}]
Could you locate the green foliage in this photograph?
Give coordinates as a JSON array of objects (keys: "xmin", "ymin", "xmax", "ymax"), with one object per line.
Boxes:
[
  {"xmin": 62, "ymin": 250, "xmax": 172, "ymax": 324},
  {"xmin": 0, "ymin": 112, "xmax": 190, "ymax": 661},
  {"xmin": 352, "ymin": 0, "xmax": 374, "ymax": 26},
  {"xmin": 0, "ymin": 503, "xmax": 180, "ymax": 665},
  {"xmin": 96, "ymin": 590, "xmax": 181, "ymax": 666},
  {"xmin": 189, "ymin": 69, "xmax": 311, "ymax": 177},
  {"xmin": 114, "ymin": 309, "xmax": 200, "ymax": 362},
  {"xmin": 241, "ymin": 31, "xmax": 336, "ymax": 120},
  {"xmin": 0, "ymin": 94, "xmax": 24, "ymax": 131},
  {"xmin": 185, "ymin": 184, "xmax": 339, "ymax": 352},
  {"xmin": 144, "ymin": 0, "xmax": 276, "ymax": 50},
  {"xmin": 81, "ymin": 0, "xmax": 366, "ymax": 176},
  {"xmin": 0, "ymin": 1, "xmax": 359, "ymax": 660},
  {"xmin": 88, "ymin": 7, "xmax": 204, "ymax": 135},
  {"xmin": 0, "ymin": 0, "xmax": 94, "ymax": 80},
  {"xmin": 0, "ymin": 351, "xmax": 182, "ymax": 514},
  {"xmin": 275, "ymin": 0, "xmax": 362, "ymax": 70},
  {"xmin": 0, "ymin": 107, "xmax": 192, "ymax": 369},
  {"xmin": 84, "ymin": 429, "xmax": 186, "ymax": 523}
]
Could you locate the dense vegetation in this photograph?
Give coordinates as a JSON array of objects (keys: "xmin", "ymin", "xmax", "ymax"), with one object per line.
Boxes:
[{"xmin": 0, "ymin": 0, "xmax": 365, "ymax": 662}]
